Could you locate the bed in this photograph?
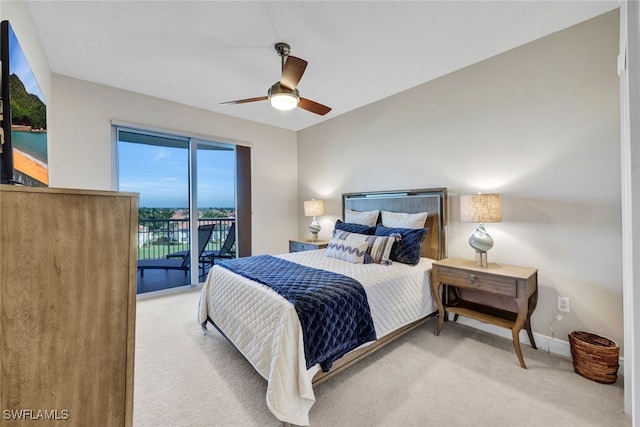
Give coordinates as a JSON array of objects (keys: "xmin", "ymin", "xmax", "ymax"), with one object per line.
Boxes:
[{"xmin": 198, "ymin": 188, "xmax": 448, "ymax": 425}]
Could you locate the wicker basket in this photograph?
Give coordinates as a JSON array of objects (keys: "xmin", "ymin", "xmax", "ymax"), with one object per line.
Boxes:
[{"xmin": 568, "ymin": 331, "xmax": 619, "ymax": 384}]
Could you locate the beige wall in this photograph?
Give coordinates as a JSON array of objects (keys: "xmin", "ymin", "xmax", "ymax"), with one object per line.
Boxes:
[
  {"xmin": 1, "ymin": 1, "xmax": 51, "ymax": 102},
  {"xmin": 298, "ymin": 11, "xmax": 622, "ymax": 347},
  {"xmin": 49, "ymin": 75, "xmax": 298, "ymax": 256}
]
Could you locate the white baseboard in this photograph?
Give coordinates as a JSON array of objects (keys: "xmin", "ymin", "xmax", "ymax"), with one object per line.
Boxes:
[
  {"xmin": 136, "ymin": 282, "xmax": 203, "ymax": 301},
  {"xmin": 453, "ymin": 317, "xmax": 625, "ymax": 376}
]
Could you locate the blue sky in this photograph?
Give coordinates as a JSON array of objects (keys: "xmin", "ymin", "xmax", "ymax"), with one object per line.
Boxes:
[
  {"xmin": 118, "ymin": 142, "xmax": 236, "ymax": 208},
  {"xmin": 8, "ymin": 23, "xmax": 45, "ymax": 104}
]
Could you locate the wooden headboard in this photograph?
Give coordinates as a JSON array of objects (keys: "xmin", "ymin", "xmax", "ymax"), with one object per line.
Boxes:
[{"xmin": 342, "ymin": 188, "xmax": 448, "ymax": 261}]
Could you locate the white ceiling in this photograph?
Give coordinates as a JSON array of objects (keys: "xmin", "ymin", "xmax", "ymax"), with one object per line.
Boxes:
[{"xmin": 26, "ymin": 1, "xmax": 618, "ymax": 132}]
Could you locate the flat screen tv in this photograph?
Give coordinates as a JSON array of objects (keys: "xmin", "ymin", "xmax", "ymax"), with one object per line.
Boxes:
[{"xmin": 0, "ymin": 20, "xmax": 48, "ymax": 186}]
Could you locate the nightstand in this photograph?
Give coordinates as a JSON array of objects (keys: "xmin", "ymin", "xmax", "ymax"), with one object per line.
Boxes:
[
  {"xmin": 289, "ymin": 239, "xmax": 329, "ymax": 253},
  {"xmin": 431, "ymin": 257, "xmax": 538, "ymax": 369}
]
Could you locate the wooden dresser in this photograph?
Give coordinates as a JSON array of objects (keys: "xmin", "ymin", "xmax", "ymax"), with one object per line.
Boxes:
[{"xmin": 0, "ymin": 185, "xmax": 138, "ymax": 426}]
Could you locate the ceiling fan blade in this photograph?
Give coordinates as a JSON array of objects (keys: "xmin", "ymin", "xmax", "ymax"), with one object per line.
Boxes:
[
  {"xmin": 221, "ymin": 96, "xmax": 268, "ymax": 105},
  {"xmin": 298, "ymin": 98, "xmax": 331, "ymax": 116},
  {"xmin": 280, "ymin": 56, "xmax": 308, "ymax": 90}
]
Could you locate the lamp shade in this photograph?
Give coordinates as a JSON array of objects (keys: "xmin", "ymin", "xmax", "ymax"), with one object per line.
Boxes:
[
  {"xmin": 460, "ymin": 194, "xmax": 502, "ymax": 223},
  {"xmin": 304, "ymin": 199, "xmax": 325, "ymax": 217}
]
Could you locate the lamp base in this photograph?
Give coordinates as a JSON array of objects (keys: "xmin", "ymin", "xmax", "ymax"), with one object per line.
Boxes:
[
  {"xmin": 469, "ymin": 224, "xmax": 492, "ymax": 267},
  {"xmin": 308, "ymin": 217, "xmax": 321, "ymax": 242},
  {"xmin": 469, "ymin": 224, "xmax": 494, "ymax": 252},
  {"xmin": 475, "ymin": 251, "xmax": 488, "ymax": 267}
]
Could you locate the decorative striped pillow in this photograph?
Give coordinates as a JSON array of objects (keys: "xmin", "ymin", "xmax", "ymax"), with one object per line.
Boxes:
[
  {"xmin": 332, "ymin": 230, "xmax": 397, "ymax": 265},
  {"xmin": 325, "ymin": 235, "xmax": 370, "ymax": 264},
  {"xmin": 364, "ymin": 235, "xmax": 396, "ymax": 265}
]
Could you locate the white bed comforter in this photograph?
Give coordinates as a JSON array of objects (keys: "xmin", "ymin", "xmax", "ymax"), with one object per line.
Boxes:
[{"xmin": 198, "ymin": 250, "xmax": 436, "ymax": 426}]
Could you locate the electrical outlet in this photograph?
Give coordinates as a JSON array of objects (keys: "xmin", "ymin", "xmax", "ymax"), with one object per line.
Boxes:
[{"xmin": 557, "ymin": 296, "xmax": 571, "ymax": 313}]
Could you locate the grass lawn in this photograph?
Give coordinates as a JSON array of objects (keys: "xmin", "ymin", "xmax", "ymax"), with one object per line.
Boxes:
[{"xmin": 138, "ymin": 243, "xmax": 188, "ymax": 260}]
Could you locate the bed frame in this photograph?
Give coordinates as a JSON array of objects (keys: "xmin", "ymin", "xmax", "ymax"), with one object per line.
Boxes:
[
  {"xmin": 204, "ymin": 188, "xmax": 448, "ymax": 423},
  {"xmin": 342, "ymin": 188, "xmax": 447, "ymax": 261},
  {"xmin": 310, "ymin": 187, "xmax": 448, "ymax": 386}
]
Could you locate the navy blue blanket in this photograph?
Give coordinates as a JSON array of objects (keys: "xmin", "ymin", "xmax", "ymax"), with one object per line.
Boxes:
[{"xmin": 218, "ymin": 255, "xmax": 377, "ymax": 372}]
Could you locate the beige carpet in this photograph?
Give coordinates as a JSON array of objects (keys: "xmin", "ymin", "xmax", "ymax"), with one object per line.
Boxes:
[{"xmin": 134, "ymin": 288, "xmax": 631, "ymax": 427}]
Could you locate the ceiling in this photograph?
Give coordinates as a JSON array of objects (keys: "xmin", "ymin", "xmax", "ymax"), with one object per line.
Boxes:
[{"xmin": 26, "ymin": 1, "xmax": 618, "ymax": 132}]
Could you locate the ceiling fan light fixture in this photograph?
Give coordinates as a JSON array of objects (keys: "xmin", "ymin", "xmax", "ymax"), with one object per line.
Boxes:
[
  {"xmin": 268, "ymin": 82, "xmax": 300, "ymax": 111},
  {"xmin": 222, "ymin": 43, "xmax": 330, "ymax": 115},
  {"xmin": 270, "ymin": 92, "xmax": 299, "ymax": 111}
]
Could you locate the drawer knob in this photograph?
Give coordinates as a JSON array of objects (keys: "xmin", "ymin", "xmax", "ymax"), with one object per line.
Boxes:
[{"xmin": 468, "ymin": 274, "xmax": 479, "ymax": 287}]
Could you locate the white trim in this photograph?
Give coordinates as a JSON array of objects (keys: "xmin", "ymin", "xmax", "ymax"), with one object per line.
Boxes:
[
  {"xmin": 619, "ymin": 0, "xmax": 633, "ymax": 411},
  {"xmin": 454, "ymin": 317, "xmax": 625, "ymax": 376},
  {"xmin": 188, "ymin": 137, "xmax": 199, "ymax": 286},
  {"xmin": 135, "ymin": 283, "xmax": 203, "ymax": 301},
  {"xmin": 110, "ymin": 119, "xmax": 253, "ymax": 148},
  {"xmin": 110, "ymin": 125, "xmax": 119, "ymax": 191},
  {"xmin": 620, "ymin": 1, "xmax": 638, "ymax": 421}
]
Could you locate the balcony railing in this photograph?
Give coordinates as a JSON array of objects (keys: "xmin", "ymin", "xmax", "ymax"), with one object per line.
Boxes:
[{"xmin": 137, "ymin": 218, "xmax": 235, "ymax": 260}]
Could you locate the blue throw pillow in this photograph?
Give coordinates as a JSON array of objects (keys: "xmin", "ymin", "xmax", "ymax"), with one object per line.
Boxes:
[
  {"xmin": 334, "ymin": 219, "xmax": 376, "ymax": 235},
  {"xmin": 375, "ymin": 225, "xmax": 428, "ymax": 266}
]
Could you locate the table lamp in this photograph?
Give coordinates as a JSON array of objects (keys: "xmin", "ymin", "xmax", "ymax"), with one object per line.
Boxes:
[
  {"xmin": 304, "ymin": 199, "xmax": 325, "ymax": 241},
  {"xmin": 460, "ymin": 193, "xmax": 502, "ymax": 267}
]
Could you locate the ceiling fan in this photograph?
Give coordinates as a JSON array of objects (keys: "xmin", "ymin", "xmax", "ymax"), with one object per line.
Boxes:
[{"xmin": 221, "ymin": 42, "xmax": 331, "ymax": 116}]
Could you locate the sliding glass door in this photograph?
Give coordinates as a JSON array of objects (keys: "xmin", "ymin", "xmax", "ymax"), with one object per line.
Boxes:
[
  {"xmin": 116, "ymin": 126, "xmax": 237, "ymax": 293},
  {"xmin": 196, "ymin": 140, "xmax": 236, "ymax": 272}
]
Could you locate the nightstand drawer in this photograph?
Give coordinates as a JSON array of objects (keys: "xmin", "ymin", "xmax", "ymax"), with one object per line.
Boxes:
[
  {"xmin": 436, "ymin": 265, "xmax": 517, "ymax": 297},
  {"xmin": 290, "ymin": 241, "xmax": 308, "ymax": 252},
  {"xmin": 289, "ymin": 241, "xmax": 323, "ymax": 252}
]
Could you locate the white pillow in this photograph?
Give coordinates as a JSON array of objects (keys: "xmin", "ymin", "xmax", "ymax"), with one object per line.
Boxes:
[
  {"xmin": 345, "ymin": 209, "xmax": 379, "ymax": 226},
  {"xmin": 381, "ymin": 211, "xmax": 428, "ymax": 229},
  {"xmin": 325, "ymin": 235, "xmax": 369, "ymax": 264}
]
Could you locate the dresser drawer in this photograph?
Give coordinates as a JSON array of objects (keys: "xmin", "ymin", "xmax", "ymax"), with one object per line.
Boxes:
[{"xmin": 435, "ymin": 265, "xmax": 517, "ymax": 297}]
